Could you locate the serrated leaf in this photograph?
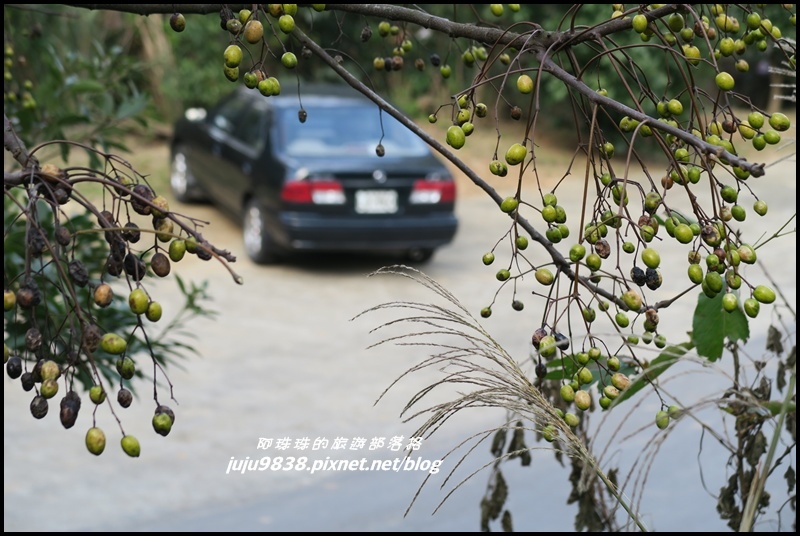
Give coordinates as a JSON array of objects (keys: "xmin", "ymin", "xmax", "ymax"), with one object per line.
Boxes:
[
  {"xmin": 615, "ymin": 342, "xmax": 694, "ymax": 404},
  {"xmin": 785, "ymin": 466, "xmax": 796, "ymax": 494},
  {"xmin": 766, "ymin": 325, "xmax": 784, "ymax": 355},
  {"xmin": 692, "ymin": 291, "xmax": 750, "ymax": 361}
]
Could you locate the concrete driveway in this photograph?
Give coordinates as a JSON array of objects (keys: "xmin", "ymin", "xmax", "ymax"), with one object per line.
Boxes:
[{"xmin": 4, "ymin": 147, "xmax": 796, "ymax": 532}]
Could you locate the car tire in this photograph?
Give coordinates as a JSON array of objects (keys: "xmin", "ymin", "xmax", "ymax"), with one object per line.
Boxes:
[
  {"xmin": 170, "ymin": 147, "xmax": 206, "ymax": 203},
  {"xmin": 406, "ymin": 248, "xmax": 435, "ymax": 263},
  {"xmin": 243, "ymin": 198, "xmax": 282, "ymax": 264}
]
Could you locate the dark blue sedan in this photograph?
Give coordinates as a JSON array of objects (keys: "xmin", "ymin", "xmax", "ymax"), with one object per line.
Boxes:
[{"xmin": 169, "ymin": 84, "xmax": 458, "ymax": 264}]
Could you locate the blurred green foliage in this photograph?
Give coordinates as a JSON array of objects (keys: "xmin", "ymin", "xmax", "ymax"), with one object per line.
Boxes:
[
  {"xmin": 3, "ymin": 5, "xmax": 150, "ymax": 164},
  {"xmin": 5, "ymin": 5, "xmax": 794, "ymax": 142}
]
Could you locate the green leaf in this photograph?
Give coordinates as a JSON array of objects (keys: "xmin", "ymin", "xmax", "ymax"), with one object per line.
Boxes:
[
  {"xmin": 692, "ymin": 291, "xmax": 750, "ymax": 361},
  {"xmin": 67, "ymin": 79, "xmax": 107, "ymax": 93},
  {"xmin": 544, "ymin": 356, "xmax": 579, "ymax": 381},
  {"xmin": 56, "ymin": 114, "xmax": 91, "ymax": 127},
  {"xmin": 615, "ymin": 342, "xmax": 694, "ymax": 404},
  {"xmin": 115, "ymin": 94, "xmax": 149, "ymax": 121}
]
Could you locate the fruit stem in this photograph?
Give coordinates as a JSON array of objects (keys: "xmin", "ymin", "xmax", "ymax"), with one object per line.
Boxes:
[
  {"xmin": 592, "ymin": 464, "xmax": 649, "ymax": 532},
  {"xmin": 738, "ymin": 364, "xmax": 796, "ymax": 532}
]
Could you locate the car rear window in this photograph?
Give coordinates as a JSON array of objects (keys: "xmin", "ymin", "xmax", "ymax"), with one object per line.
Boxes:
[{"xmin": 277, "ymin": 105, "xmax": 431, "ymax": 158}]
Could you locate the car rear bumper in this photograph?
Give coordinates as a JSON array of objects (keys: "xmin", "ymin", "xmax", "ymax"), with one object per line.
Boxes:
[{"xmin": 274, "ymin": 212, "xmax": 458, "ymax": 251}]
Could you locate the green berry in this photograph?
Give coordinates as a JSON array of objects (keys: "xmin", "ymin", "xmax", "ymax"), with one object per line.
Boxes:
[
  {"xmin": 722, "ymin": 293, "xmax": 738, "ymax": 312},
  {"xmin": 753, "ymin": 285, "xmax": 776, "ymax": 304},
  {"xmin": 535, "ymin": 268, "xmax": 555, "ymax": 285},
  {"xmin": 569, "ymin": 244, "xmax": 586, "ymax": 262},
  {"xmin": 743, "ymin": 298, "xmax": 760, "ymax": 318},
  {"xmin": 655, "ymin": 410, "xmax": 670, "ymax": 429},
  {"xmin": 641, "ymin": 247, "xmax": 660, "ymax": 269},
  {"xmin": 121, "ymin": 435, "xmax": 141, "ymax": 457},
  {"xmin": 500, "ymin": 197, "xmax": 519, "ymax": 213}
]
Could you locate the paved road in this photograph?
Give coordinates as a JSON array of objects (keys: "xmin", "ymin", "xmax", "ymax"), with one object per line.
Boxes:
[{"xmin": 4, "ymin": 153, "xmax": 796, "ymax": 532}]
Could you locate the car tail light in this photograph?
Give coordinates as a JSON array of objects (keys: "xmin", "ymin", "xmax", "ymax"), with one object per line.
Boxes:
[
  {"xmin": 281, "ymin": 180, "xmax": 346, "ymax": 205},
  {"xmin": 409, "ymin": 179, "xmax": 456, "ymax": 204}
]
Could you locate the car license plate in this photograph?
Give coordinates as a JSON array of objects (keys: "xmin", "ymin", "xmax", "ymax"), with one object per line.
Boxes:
[{"xmin": 355, "ymin": 190, "xmax": 398, "ymax": 214}]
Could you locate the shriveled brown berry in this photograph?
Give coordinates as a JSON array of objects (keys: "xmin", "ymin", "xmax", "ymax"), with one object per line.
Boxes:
[
  {"xmin": 531, "ymin": 327, "xmax": 548, "ymax": 349},
  {"xmin": 81, "ymin": 323, "xmax": 103, "ymax": 352},
  {"xmin": 98, "ymin": 210, "xmax": 115, "ymax": 229},
  {"xmin": 59, "ymin": 403, "xmax": 78, "ymax": 429},
  {"xmin": 631, "ymin": 266, "xmax": 646, "ymax": 287},
  {"xmin": 30, "ymin": 395, "xmax": 48, "ymax": 419},
  {"xmin": 21, "ymin": 371, "xmax": 35, "ymax": 391},
  {"xmin": 195, "ymin": 241, "xmax": 213, "ymax": 261},
  {"xmin": 69, "ymin": 260, "xmax": 89, "ymax": 287},
  {"xmin": 25, "ymin": 327, "xmax": 43, "ymax": 351},
  {"xmin": 360, "ymin": 25, "xmax": 372, "ymax": 42},
  {"xmin": 117, "ymin": 388, "xmax": 133, "ymax": 408},
  {"xmin": 645, "ymin": 308, "xmax": 660, "ymax": 326},
  {"xmin": 59, "ymin": 391, "xmax": 81, "ymax": 429},
  {"xmin": 645, "ymin": 268, "xmax": 663, "ymax": 290},
  {"xmin": 131, "ymin": 185, "xmax": 155, "ymax": 215},
  {"xmin": 55, "ymin": 226, "xmax": 72, "ymax": 246},
  {"xmin": 106, "ymin": 254, "xmax": 124, "ymax": 277},
  {"xmin": 27, "ymin": 229, "xmax": 46, "ymax": 257},
  {"xmin": 122, "ymin": 222, "xmax": 141, "ymax": 243},
  {"xmin": 594, "ymin": 239, "xmax": 611, "ymax": 259},
  {"xmin": 53, "ymin": 187, "xmax": 71, "ymax": 204},
  {"xmin": 510, "ymin": 106, "xmax": 522, "ymax": 120},
  {"xmin": 17, "ymin": 281, "xmax": 42, "ymax": 309},
  {"xmin": 554, "ymin": 332, "xmax": 570, "ymax": 351},
  {"xmin": 6, "ymin": 356, "xmax": 23, "ymax": 379},
  {"xmin": 31, "ymin": 358, "xmax": 44, "ymax": 382},
  {"xmin": 150, "ymin": 252, "xmax": 171, "ymax": 277},
  {"xmin": 109, "ymin": 234, "xmax": 126, "ymax": 261},
  {"xmin": 124, "ymin": 253, "xmax": 147, "ymax": 281}
]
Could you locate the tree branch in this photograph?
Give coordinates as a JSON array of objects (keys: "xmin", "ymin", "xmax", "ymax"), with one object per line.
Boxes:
[
  {"xmin": 62, "ymin": 4, "xmax": 246, "ymax": 15},
  {"xmin": 4, "ymin": 114, "xmax": 38, "ymax": 170}
]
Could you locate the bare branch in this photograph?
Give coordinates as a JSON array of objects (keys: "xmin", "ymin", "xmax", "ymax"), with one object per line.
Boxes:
[{"xmin": 4, "ymin": 114, "xmax": 38, "ymax": 170}]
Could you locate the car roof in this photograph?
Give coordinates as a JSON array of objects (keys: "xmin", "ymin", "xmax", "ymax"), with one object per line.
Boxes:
[{"xmin": 235, "ymin": 83, "xmax": 376, "ymax": 110}]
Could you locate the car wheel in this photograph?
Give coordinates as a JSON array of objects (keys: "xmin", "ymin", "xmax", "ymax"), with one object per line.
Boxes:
[
  {"xmin": 170, "ymin": 148, "xmax": 205, "ymax": 203},
  {"xmin": 243, "ymin": 198, "xmax": 282, "ymax": 264},
  {"xmin": 406, "ymin": 248, "xmax": 435, "ymax": 263}
]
